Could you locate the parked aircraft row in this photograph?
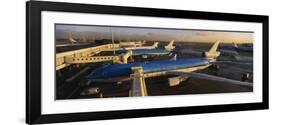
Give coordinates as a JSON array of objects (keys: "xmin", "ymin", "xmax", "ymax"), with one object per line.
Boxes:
[
  {"xmin": 85, "ymin": 41, "xmax": 252, "ymax": 96},
  {"xmin": 56, "ymin": 36, "xmax": 149, "ymax": 48},
  {"xmin": 115, "ymin": 40, "xmax": 175, "ymax": 57}
]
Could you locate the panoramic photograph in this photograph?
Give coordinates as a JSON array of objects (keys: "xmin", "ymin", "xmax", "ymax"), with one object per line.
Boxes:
[{"xmin": 55, "ymin": 24, "xmax": 253, "ymax": 100}]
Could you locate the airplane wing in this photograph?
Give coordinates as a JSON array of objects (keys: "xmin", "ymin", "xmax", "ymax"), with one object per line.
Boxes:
[{"xmin": 167, "ymin": 71, "xmax": 253, "ymax": 87}]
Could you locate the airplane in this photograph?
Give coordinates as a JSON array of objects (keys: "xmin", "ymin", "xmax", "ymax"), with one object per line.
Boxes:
[
  {"xmin": 219, "ymin": 42, "xmax": 253, "ymax": 55},
  {"xmin": 114, "ymin": 40, "xmax": 175, "ymax": 56},
  {"xmin": 123, "ymin": 42, "xmax": 159, "ymax": 50},
  {"xmin": 56, "ymin": 34, "xmax": 91, "ymax": 47},
  {"xmin": 86, "ymin": 40, "xmax": 252, "ymax": 96},
  {"xmin": 119, "ymin": 40, "xmax": 145, "ymax": 47}
]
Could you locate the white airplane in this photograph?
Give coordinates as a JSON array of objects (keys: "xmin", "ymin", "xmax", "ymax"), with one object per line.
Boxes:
[
  {"xmin": 56, "ymin": 36, "xmax": 90, "ymax": 47},
  {"xmin": 123, "ymin": 42, "xmax": 159, "ymax": 50},
  {"xmin": 119, "ymin": 40, "xmax": 145, "ymax": 47},
  {"xmin": 115, "ymin": 40, "xmax": 175, "ymax": 56}
]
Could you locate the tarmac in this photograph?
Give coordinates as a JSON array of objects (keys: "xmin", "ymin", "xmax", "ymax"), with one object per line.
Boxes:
[{"xmin": 55, "ymin": 41, "xmax": 253, "ymax": 100}]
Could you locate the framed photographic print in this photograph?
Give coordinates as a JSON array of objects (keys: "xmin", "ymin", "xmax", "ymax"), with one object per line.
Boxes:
[{"xmin": 26, "ymin": 1, "xmax": 269, "ymax": 124}]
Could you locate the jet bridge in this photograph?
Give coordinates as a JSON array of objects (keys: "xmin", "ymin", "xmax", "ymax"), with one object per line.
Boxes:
[{"xmin": 56, "ymin": 44, "xmax": 132, "ymax": 70}]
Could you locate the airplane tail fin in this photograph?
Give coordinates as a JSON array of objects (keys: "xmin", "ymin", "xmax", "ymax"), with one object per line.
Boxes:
[
  {"xmin": 203, "ymin": 40, "xmax": 220, "ymax": 59},
  {"xmin": 142, "ymin": 40, "xmax": 146, "ymax": 44},
  {"xmin": 233, "ymin": 42, "xmax": 238, "ymax": 48},
  {"xmin": 69, "ymin": 37, "xmax": 77, "ymax": 43},
  {"xmin": 152, "ymin": 42, "xmax": 159, "ymax": 48},
  {"xmin": 165, "ymin": 40, "xmax": 175, "ymax": 51},
  {"xmin": 171, "ymin": 54, "xmax": 177, "ymax": 60}
]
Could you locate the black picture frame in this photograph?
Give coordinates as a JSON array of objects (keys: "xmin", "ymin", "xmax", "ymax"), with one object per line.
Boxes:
[{"xmin": 26, "ymin": 1, "xmax": 269, "ymax": 124}]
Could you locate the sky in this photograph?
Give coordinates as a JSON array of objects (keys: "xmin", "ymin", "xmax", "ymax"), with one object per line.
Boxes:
[{"xmin": 55, "ymin": 24, "xmax": 254, "ymax": 43}]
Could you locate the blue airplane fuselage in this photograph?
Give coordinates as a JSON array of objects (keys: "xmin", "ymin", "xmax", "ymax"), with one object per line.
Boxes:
[{"xmin": 86, "ymin": 58, "xmax": 210, "ymax": 81}]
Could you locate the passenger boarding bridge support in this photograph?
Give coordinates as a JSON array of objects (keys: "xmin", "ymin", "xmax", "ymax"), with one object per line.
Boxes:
[{"xmin": 129, "ymin": 67, "xmax": 148, "ymax": 97}]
